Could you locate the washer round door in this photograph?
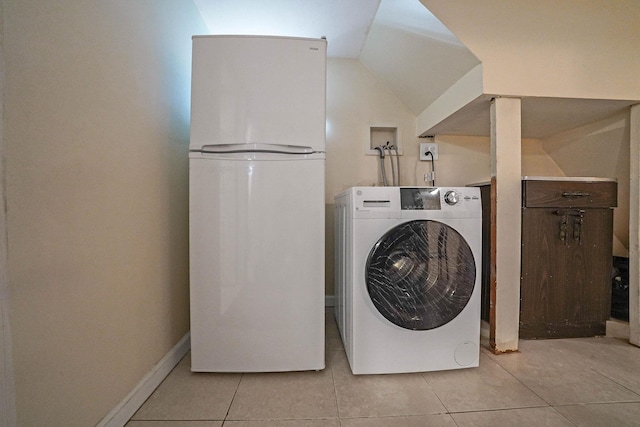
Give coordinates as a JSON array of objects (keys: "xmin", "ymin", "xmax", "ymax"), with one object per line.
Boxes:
[{"xmin": 365, "ymin": 220, "xmax": 476, "ymax": 330}]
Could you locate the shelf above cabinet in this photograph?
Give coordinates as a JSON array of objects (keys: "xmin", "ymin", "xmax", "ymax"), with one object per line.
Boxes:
[{"xmin": 419, "ymin": 96, "xmax": 636, "ymax": 139}]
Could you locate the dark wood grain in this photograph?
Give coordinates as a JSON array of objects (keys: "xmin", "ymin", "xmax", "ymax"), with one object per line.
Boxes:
[
  {"xmin": 523, "ymin": 180, "xmax": 617, "ymax": 208},
  {"xmin": 520, "ymin": 207, "xmax": 613, "ymax": 338},
  {"xmin": 476, "ymin": 179, "xmax": 616, "ymax": 340}
]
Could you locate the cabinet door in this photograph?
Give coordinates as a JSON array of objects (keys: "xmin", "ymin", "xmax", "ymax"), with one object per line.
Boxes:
[{"xmin": 520, "ymin": 208, "xmax": 613, "ymax": 338}]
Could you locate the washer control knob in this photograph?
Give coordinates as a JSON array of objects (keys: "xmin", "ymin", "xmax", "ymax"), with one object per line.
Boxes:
[{"xmin": 444, "ymin": 190, "xmax": 459, "ymax": 205}]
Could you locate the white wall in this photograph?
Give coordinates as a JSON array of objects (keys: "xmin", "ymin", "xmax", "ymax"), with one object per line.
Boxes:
[{"xmin": 3, "ymin": 1, "xmax": 206, "ymax": 425}]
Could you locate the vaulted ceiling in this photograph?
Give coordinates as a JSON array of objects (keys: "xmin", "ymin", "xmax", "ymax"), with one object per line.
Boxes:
[
  {"xmin": 191, "ymin": 0, "xmax": 638, "ymax": 139},
  {"xmin": 191, "ymin": 0, "xmax": 479, "ymax": 117}
]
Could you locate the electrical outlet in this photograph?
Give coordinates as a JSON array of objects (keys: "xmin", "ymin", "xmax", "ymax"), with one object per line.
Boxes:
[{"xmin": 420, "ymin": 142, "xmax": 438, "ymax": 161}]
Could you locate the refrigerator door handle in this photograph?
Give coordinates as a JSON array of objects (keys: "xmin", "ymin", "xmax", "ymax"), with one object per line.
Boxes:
[{"xmin": 197, "ymin": 143, "xmax": 316, "ymax": 155}]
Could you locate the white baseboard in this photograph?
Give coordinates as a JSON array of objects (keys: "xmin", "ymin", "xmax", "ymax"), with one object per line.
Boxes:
[
  {"xmin": 99, "ymin": 296, "xmax": 335, "ymax": 426},
  {"xmin": 325, "ymin": 295, "xmax": 335, "ymax": 307},
  {"xmin": 606, "ymin": 318, "xmax": 630, "ymax": 340},
  {"xmin": 97, "ymin": 332, "xmax": 190, "ymax": 427}
]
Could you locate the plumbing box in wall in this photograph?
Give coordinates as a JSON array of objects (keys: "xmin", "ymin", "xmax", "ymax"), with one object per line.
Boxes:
[{"xmin": 366, "ymin": 125, "xmax": 402, "ymax": 155}]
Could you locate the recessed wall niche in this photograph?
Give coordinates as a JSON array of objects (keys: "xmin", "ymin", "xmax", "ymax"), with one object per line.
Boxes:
[{"xmin": 366, "ymin": 125, "xmax": 402, "ymax": 155}]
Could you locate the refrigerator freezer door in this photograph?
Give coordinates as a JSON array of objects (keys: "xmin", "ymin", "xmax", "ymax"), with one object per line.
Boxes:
[
  {"xmin": 190, "ymin": 35, "xmax": 326, "ymax": 152},
  {"xmin": 189, "ymin": 155, "xmax": 325, "ymax": 372}
]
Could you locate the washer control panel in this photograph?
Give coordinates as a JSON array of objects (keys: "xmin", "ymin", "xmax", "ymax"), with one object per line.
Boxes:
[
  {"xmin": 401, "ymin": 188, "xmax": 441, "ymax": 210},
  {"xmin": 400, "ymin": 187, "xmax": 479, "ymax": 210},
  {"xmin": 346, "ymin": 186, "xmax": 481, "ymax": 217}
]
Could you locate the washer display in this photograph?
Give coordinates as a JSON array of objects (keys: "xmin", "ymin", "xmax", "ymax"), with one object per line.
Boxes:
[{"xmin": 334, "ymin": 186, "xmax": 482, "ymax": 374}]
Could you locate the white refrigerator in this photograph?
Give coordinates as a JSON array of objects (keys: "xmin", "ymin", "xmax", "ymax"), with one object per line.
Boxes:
[{"xmin": 189, "ymin": 35, "xmax": 326, "ymax": 372}]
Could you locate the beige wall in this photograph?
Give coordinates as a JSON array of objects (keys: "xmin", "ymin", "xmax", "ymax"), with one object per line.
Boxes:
[
  {"xmin": 417, "ymin": 1, "xmax": 636, "ymax": 346},
  {"xmin": 4, "ymin": 2, "xmax": 630, "ymax": 423},
  {"xmin": 324, "ymin": 58, "xmax": 564, "ymax": 294},
  {"xmin": 3, "ymin": 1, "xmax": 206, "ymax": 425},
  {"xmin": 1, "ymin": 0, "xmax": 17, "ymax": 423},
  {"xmin": 422, "ymin": 0, "xmax": 640, "ymax": 101},
  {"xmin": 326, "ymin": 59, "xmax": 421, "ymax": 199},
  {"xmin": 325, "ymin": 59, "xmax": 423, "ymax": 295},
  {"xmin": 542, "ymin": 113, "xmax": 630, "ymax": 256},
  {"xmin": 434, "ymin": 135, "xmax": 565, "ymax": 186},
  {"xmin": 436, "ymin": 125, "xmax": 629, "ymax": 257}
]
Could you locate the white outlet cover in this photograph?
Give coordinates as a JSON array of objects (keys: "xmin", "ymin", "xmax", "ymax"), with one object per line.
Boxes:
[{"xmin": 420, "ymin": 142, "xmax": 438, "ymax": 160}]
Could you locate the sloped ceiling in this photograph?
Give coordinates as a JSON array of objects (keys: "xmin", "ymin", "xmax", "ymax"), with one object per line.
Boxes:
[
  {"xmin": 360, "ymin": 22, "xmax": 479, "ymax": 115},
  {"xmin": 191, "ymin": 0, "xmax": 638, "ymax": 138},
  {"xmin": 419, "ymin": 0, "xmax": 640, "ymax": 138},
  {"xmin": 191, "ymin": 0, "xmax": 478, "ymax": 117},
  {"xmin": 359, "ymin": 0, "xmax": 479, "ymax": 115},
  {"xmin": 191, "ymin": 0, "xmax": 382, "ymax": 58}
]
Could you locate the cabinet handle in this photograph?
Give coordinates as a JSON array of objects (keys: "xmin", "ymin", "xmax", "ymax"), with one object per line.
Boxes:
[
  {"xmin": 559, "ymin": 215, "xmax": 568, "ymax": 242},
  {"xmin": 562, "ymin": 191, "xmax": 591, "ymax": 198},
  {"xmin": 574, "ymin": 217, "xmax": 583, "ymax": 244},
  {"xmin": 555, "ymin": 209, "xmax": 585, "ymax": 244}
]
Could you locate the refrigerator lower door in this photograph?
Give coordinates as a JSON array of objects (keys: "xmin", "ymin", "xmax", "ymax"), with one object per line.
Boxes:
[{"xmin": 189, "ymin": 153, "xmax": 325, "ymax": 372}]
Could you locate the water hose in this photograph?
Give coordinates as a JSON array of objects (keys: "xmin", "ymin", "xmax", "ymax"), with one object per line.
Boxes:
[
  {"xmin": 386, "ymin": 145, "xmax": 396, "ymax": 186},
  {"xmin": 393, "ymin": 145, "xmax": 400, "ymax": 186},
  {"xmin": 374, "ymin": 145, "xmax": 387, "ymax": 186}
]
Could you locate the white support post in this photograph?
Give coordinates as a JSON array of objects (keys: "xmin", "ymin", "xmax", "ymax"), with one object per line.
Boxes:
[
  {"xmin": 630, "ymin": 104, "xmax": 640, "ymax": 347},
  {"xmin": 490, "ymin": 97, "xmax": 522, "ymax": 353}
]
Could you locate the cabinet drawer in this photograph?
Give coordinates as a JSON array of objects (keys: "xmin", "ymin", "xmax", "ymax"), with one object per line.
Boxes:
[{"xmin": 522, "ymin": 180, "xmax": 617, "ymax": 208}]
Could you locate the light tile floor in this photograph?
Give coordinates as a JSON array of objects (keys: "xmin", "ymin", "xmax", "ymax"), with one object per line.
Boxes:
[{"xmin": 127, "ymin": 311, "xmax": 640, "ymax": 426}]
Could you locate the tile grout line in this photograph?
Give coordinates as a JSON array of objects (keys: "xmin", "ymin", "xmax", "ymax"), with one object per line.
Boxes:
[
  {"xmin": 551, "ymin": 400, "xmax": 640, "ymax": 408},
  {"xmin": 329, "ymin": 350, "xmax": 343, "ymax": 424},
  {"xmin": 487, "ymin": 355, "xmax": 556, "ymax": 408},
  {"xmin": 484, "ymin": 344, "xmax": 640, "ymax": 420},
  {"xmin": 445, "ymin": 403, "xmax": 555, "ymax": 415},
  {"xmin": 223, "ymin": 372, "xmax": 244, "ymax": 423},
  {"xmin": 421, "ymin": 362, "xmax": 550, "ymax": 419},
  {"xmin": 420, "ymin": 372, "xmax": 452, "ymax": 416},
  {"xmin": 588, "ymin": 367, "xmax": 640, "ymax": 401}
]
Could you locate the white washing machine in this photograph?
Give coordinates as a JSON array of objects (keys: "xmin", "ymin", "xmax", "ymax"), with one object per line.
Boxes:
[{"xmin": 334, "ymin": 186, "xmax": 482, "ymax": 374}]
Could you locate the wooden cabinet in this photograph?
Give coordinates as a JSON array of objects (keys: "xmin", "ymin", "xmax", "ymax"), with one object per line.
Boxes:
[
  {"xmin": 520, "ymin": 178, "xmax": 617, "ymax": 338},
  {"xmin": 472, "ymin": 178, "xmax": 617, "ymax": 339}
]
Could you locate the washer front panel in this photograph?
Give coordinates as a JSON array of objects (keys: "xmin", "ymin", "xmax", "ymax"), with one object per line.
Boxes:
[{"xmin": 365, "ymin": 219, "xmax": 476, "ymax": 331}]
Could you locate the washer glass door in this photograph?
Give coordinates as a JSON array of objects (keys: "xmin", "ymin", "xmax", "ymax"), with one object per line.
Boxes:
[{"xmin": 365, "ymin": 220, "xmax": 476, "ymax": 330}]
